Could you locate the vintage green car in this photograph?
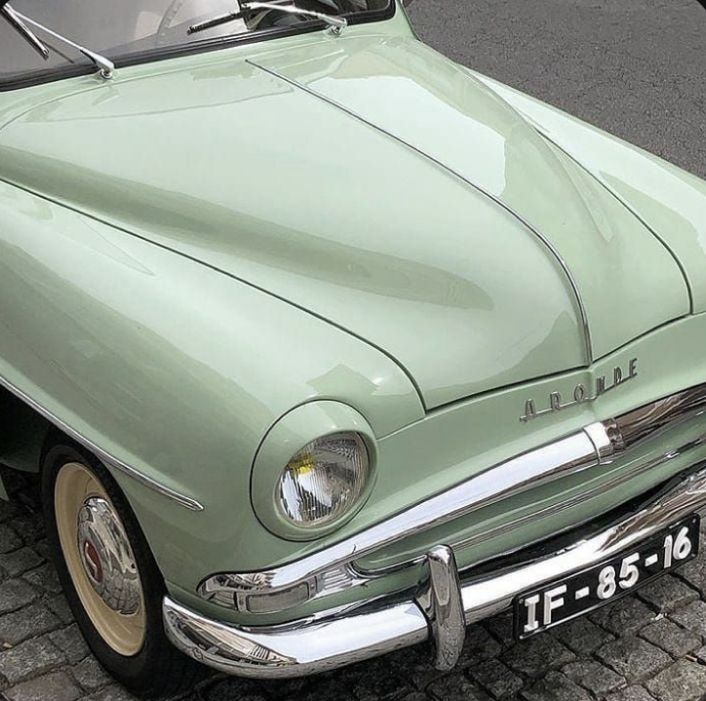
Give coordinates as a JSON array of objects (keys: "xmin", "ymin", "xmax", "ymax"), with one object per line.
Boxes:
[{"xmin": 2, "ymin": 0, "xmax": 706, "ymax": 696}]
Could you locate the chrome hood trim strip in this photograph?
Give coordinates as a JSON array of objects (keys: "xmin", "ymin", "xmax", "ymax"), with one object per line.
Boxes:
[
  {"xmin": 0, "ymin": 373, "xmax": 204, "ymax": 512},
  {"xmin": 199, "ymin": 382, "xmax": 706, "ymax": 611},
  {"xmin": 249, "ymin": 58, "xmax": 594, "ymax": 363}
]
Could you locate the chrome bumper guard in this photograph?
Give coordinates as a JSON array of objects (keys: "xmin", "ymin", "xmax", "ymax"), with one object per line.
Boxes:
[{"xmin": 164, "ymin": 463, "xmax": 706, "ymax": 678}]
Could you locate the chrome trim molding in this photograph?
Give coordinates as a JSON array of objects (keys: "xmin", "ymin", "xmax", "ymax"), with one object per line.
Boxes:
[
  {"xmin": 166, "ymin": 462, "xmax": 706, "ymax": 678},
  {"xmin": 248, "ymin": 59, "xmax": 594, "ymax": 363},
  {"xmin": 199, "ymin": 383, "xmax": 706, "ymax": 612},
  {"xmin": 0, "ymin": 373, "xmax": 204, "ymax": 512},
  {"xmin": 200, "ymin": 431, "xmax": 598, "ymax": 608}
]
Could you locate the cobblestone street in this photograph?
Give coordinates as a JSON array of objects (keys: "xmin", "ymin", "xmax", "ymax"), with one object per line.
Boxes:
[
  {"xmin": 4, "ymin": 482, "xmax": 706, "ymax": 700},
  {"xmin": 2, "ymin": 1, "xmax": 705, "ymax": 700}
]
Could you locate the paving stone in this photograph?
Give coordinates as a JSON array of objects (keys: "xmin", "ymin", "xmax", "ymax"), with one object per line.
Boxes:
[
  {"xmin": 202, "ymin": 686, "xmax": 267, "ymax": 701},
  {"xmin": 337, "ymin": 657, "xmax": 414, "ymax": 700},
  {"xmin": 0, "ymin": 635, "xmax": 65, "ymax": 685},
  {"xmin": 256, "ymin": 678, "xmax": 306, "ymax": 697},
  {"xmin": 502, "ymin": 634, "xmax": 575, "ymax": 678},
  {"xmin": 32, "ymin": 539, "xmax": 51, "ymax": 562},
  {"xmin": 669, "ymin": 600, "xmax": 706, "ymax": 640},
  {"xmin": 50, "ymin": 625, "xmax": 90, "ymax": 665},
  {"xmin": 645, "ymin": 660, "xmax": 706, "ymax": 701},
  {"xmin": 0, "ymin": 603, "xmax": 61, "ymax": 646},
  {"xmin": 483, "ymin": 613, "xmax": 514, "ymax": 647},
  {"xmin": 46, "ymin": 594, "xmax": 75, "ymax": 625},
  {"xmin": 552, "ymin": 616, "xmax": 614, "ymax": 655},
  {"xmin": 23, "ymin": 563, "xmax": 62, "ymax": 595},
  {"xmin": 427, "ymin": 674, "xmax": 491, "ymax": 701},
  {"xmin": 207, "ymin": 678, "xmax": 293, "ymax": 701},
  {"xmin": 641, "ymin": 618, "xmax": 701, "ymax": 657},
  {"xmin": 4, "ymin": 671, "xmax": 82, "ymax": 701},
  {"xmin": 521, "ymin": 671, "xmax": 590, "ymax": 701},
  {"xmin": 71, "ymin": 657, "xmax": 112, "ymax": 692},
  {"xmin": 388, "ymin": 643, "xmax": 447, "ymax": 689},
  {"xmin": 590, "ymin": 597, "xmax": 657, "ymax": 636},
  {"xmin": 262, "ymin": 676, "xmax": 354, "ymax": 701},
  {"xmin": 562, "ymin": 659, "xmax": 626, "ymax": 696},
  {"xmin": 676, "ymin": 558, "xmax": 706, "ymax": 592},
  {"xmin": 596, "ymin": 637, "xmax": 672, "ymax": 683},
  {"xmin": 604, "ymin": 686, "xmax": 657, "ymax": 701},
  {"xmin": 0, "ymin": 524, "xmax": 22, "ymax": 554},
  {"xmin": 85, "ymin": 685, "xmax": 141, "ymax": 701},
  {"xmin": 0, "ymin": 579, "xmax": 37, "ymax": 615},
  {"xmin": 0, "ymin": 548, "xmax": 44, "ymax": 578},
  {"xmin": 9, "ymin": 513, "xmax": 45, "ymax": 545},
  {"xmin": 469, "ymin": 658, "xmax": 523, "ymax": 699},
  {"xmin": 0, "ymin": 498, "xmax": 22, "ymax": 524},
  {"xmin": 637, "ymin": 576, "xmax": 699, "ymax": 613},
  {"xmin": 457, "ymin": 624, "xmax": 502, "ymax": 667}
]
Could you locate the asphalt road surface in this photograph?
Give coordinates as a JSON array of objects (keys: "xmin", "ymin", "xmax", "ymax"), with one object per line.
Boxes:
[
  {"xmin": 410, "ymin": 0, "xmax": 706, "ymax": 180},
  {"xmin": 1, "ymin": 2, "xmax": 705, "ymax": 701}
]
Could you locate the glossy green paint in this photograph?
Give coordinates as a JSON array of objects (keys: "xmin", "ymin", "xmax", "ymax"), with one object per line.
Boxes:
[
  {"xmin": 476, "ymin": 73, "xmax": 706, "ymax": 314},
  {"xmin": 0, "ymin": 22, "xmax": 693, "ymax": 411},
  {"xmin": 0, "ymin": 177, "xmax": 422, "ymax": 577},
  {"xmin": 253, "ymin": 35, "xmax": 692, "ymax": 368},
  {"xmin": 169, "ymin": 310, "xmax": 706, "ymax": 627},
  {"xmin": 0, "ymin": 35, "xmax": 586, "ymax": 413},
  {"xmin": 1, "ymin": 2, "xmax": 706, "ymax": 628}
]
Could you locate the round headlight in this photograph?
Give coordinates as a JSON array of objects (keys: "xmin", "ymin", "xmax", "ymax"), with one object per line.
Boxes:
[{"xmin": 276, "ymin": 432, "xmax": 370, "ymax": 529}]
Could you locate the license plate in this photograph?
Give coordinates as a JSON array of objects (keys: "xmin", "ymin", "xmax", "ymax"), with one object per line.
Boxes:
[{"xmin": 514, "ymin": 515, "xmax": 700, "ymax": 640}]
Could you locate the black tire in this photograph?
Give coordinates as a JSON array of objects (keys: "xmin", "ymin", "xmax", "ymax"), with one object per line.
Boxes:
[{"xmin": 41, "ymin": 440, "xmax": 203, "ymax": 698}]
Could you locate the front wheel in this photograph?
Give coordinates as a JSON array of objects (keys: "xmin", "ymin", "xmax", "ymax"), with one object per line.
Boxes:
[{"xmin": 42, "ymin": 442, "xmax": 201, "ymax": 698}]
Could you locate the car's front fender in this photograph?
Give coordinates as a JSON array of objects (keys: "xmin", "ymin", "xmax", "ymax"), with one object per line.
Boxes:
[{"xmin": 0, "ymin": 180, "xmax": 424, "ymax": 592}]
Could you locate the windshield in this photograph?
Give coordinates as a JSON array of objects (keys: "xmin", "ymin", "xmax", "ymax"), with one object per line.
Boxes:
[{"xmin": 0, "ymin": 0, "xmax": 392, "ymax": 88}]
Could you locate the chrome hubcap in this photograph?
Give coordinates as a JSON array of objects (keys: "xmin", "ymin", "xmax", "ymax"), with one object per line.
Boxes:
[
  {"xmin": 76, "ymin": 497, "xmax": 142, "ymax": 616},
  {"xmin": 56, "ymin": 463, "xmax": 146, "ymax": 656}
]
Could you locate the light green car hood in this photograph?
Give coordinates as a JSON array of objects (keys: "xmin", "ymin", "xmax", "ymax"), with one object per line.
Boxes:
[{"xmin": 0, "ymin": 33, "xmax": 691, "ymax": 410}]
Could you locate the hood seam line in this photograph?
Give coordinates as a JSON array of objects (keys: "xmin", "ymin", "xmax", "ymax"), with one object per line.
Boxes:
[
  {"xmin": 246, "ymin": 58, "xmax": 594, "ymax": 365},
  {"xmin": 537, "ymin": 131, "xmax": 695, "ymax": 315}
]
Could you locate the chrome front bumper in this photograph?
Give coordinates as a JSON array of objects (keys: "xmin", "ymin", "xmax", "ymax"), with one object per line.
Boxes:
[{"xmin": 164, "ymin": 463, "xmax": 706, "ymax": 678}]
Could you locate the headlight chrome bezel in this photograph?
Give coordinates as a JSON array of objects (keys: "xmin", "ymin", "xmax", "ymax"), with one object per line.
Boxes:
[{"xmin": 251, "ymin": 402, "xmax": 378, "ymax": 541}]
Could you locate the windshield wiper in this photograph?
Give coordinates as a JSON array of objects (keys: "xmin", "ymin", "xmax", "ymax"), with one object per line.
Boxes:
[
  {"xmin": 0, "ymin": 0, "xmax": 48, "ymax": 58},
  {"xmin": 0, "ymin": 2, "xmax": 114, "ymax": 79},
  {"xmin": 188, "ymin": 1, "xmax": 347, "ymax": 37}
]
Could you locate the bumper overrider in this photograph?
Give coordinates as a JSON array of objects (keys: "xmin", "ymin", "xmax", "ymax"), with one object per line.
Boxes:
[{"xmin": 164, "ymin": 385, "xmax": 706, "ymax": 678}]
